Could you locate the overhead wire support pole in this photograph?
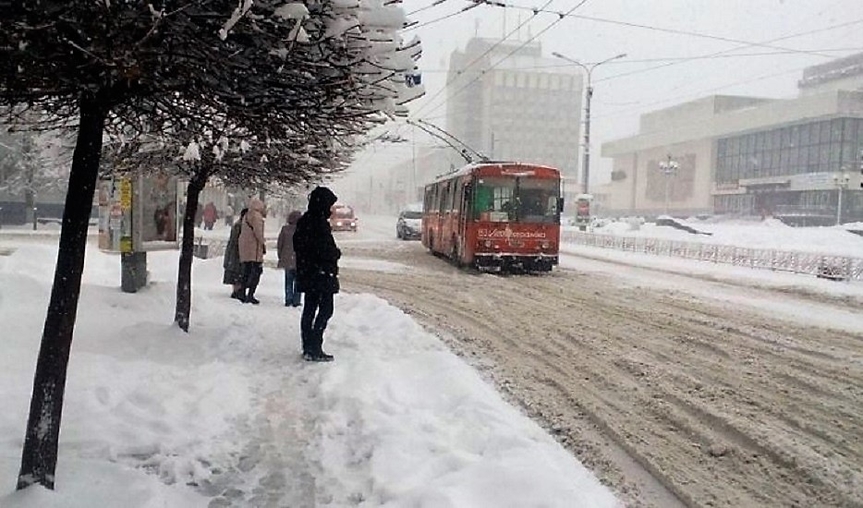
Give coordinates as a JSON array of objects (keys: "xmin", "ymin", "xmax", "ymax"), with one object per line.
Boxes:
[{"xmin": 552, "ymin": 51, "xmax": 626, "ymax": 194}]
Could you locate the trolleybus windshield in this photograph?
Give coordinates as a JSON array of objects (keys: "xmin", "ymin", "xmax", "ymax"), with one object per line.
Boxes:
[{"xmin": 473, "ymin": 176, "xmax": 559, "ymax": 224}]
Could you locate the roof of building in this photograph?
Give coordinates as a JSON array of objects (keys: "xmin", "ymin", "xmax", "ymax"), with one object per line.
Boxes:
[
  {"xmin": 602, "ymin": 90, "xmax": 863, "ymax": 156},
  {"xmin": 799, "ymin": 51, "xmax": 863, "ymax": 89}
]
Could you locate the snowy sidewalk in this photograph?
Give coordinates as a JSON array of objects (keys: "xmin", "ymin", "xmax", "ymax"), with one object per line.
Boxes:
[{"xmin": 0, "ymin": 245, "xmax": 619, "ymax": 507}]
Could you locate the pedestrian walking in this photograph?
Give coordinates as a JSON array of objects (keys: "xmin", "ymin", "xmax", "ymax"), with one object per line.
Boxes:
[
  {"xmin": 277, "ymin": 210, "xmax": 303, "ymax": 307},
  {"xmin": 223, "ymin": 207, "xmax": 248, "ymax": 300},
  {"xmin": 238, "ymin": 198, "xmax": 266, "ymax": 304},
  {"xmin": 293, "ymin": 187, "xmax": 340, "ymax": 362}
]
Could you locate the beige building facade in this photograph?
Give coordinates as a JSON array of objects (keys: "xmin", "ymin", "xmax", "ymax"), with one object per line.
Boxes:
[{"xmin": 600, "ymin": 52, "xmax": 863, "ymax": 225}]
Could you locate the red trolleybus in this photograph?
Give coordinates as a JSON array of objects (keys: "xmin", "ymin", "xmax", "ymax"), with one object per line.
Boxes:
[{"xmin": 422, "ymin": 162, "xmax": 563, "ymax": 272}]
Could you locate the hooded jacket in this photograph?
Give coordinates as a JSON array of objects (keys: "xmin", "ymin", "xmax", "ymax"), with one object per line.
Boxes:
[
  {"xmin": 293, "ymin": 187, "xmax": 341, "ymax": 293},
  {"xmin": 276, "ymin": 210, "xmax": 303, "ymax": 269},
  {"xmin": 238, "ymin": 198, "xmax": 266, "ymax": 263}
]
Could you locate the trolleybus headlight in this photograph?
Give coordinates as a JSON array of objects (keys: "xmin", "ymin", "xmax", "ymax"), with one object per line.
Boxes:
[
  {"xmin": 483, "ymin": 240, "xmax": 493, "ymax": 248},
  {"xmin": 541, "ymin": 241, "xmax": 551, "ymax": 250}
]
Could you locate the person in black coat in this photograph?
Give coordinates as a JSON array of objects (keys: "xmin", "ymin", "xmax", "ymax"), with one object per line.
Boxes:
[{"xmin": 293, "ymin": 186, "xmax": 341, "ymax": 362}]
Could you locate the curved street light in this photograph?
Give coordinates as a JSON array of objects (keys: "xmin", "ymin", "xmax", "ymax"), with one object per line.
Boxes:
[
  {"xmin": 659, "ymin": 154, "xmax": 679, "ymax": 216},
  {"xmin": 552, "ymin": 51, "xmax": 626, "ymax": 195}
]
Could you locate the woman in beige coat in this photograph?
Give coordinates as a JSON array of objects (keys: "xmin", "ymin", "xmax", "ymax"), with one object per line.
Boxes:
[{"xmin": 238, "ymin": 198, "xmax": 266, "ymax": 304}]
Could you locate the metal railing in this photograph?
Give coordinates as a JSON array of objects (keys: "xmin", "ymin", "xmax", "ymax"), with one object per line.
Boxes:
[{"xmin": 561, "ymin": 231, "xmax": 863, "ymax": 281}]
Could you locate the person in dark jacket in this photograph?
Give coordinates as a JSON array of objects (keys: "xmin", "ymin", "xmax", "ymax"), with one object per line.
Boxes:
[
  {"xmin": 277, "ymin": 210, "xmax": 303, "ymax": 307},
  {"xmin": 293, "ymin": 187, "xmax": 341, "ymax": 362},
  {"xmin": 223, "ymin": 208, "xmax": 248, "ymax": 300}
]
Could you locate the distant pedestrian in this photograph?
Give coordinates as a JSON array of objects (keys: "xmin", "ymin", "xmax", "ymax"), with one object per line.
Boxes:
[
  {"xmin": 202, "ymin": 201, "xmax": 218, "ymax": 230},
  {"xmin": 224, "ymin": 204, "xmax": 235, "ymax": 227},
  {"xmin": 294, "ymin": 187, "xmax": 340, "ymax": 362},
  {"xmin": 238, "ymin": 198, "xmax": 266, "ymax": 304},
  {"xmin": 223, "ymin": 207, "xmax": 248, "ymax": 300},
  {"xmin": 277, "ymin": 210, "xmax": 303, "ymax": 307}
]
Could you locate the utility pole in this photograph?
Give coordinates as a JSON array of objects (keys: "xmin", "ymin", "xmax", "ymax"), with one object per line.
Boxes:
[
  {"xmin": 582, "ymin": 86, "xmax": 592, "ymax": 194},
  {"xmin": 552, "ymin": 52, "xmax": 626, "ymax": 195}
]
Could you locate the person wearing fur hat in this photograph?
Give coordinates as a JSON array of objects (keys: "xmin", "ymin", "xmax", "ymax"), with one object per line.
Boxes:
[
  {"xmin": 293, "ymin": 187, "xmax": 341, "ymax": 362},
  {"xmin": 277, "ymin": 210, "xmax": 303, "ymax": 307},
  {"xmin": 238, "ymin": 198, "xmax": 266, "ymax": 304}
]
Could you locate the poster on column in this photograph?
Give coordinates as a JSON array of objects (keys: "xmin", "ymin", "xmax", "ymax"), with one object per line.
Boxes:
[
  {"xmin": 98, "ymin": 177, "xmax": 133, "ymax": 252},
  {"xmin": 135, "ymin": 172, "xmax": 180, "ymax": 251}
]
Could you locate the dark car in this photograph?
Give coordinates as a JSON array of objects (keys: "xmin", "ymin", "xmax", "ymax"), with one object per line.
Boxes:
[{"xmin": 396, "ymin": 209, "xmax": 422, "ymax": 240}]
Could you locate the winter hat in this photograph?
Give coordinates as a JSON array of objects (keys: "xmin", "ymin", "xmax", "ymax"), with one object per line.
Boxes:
[
  {"xmin": 287, "ymin": 210, "xmax": 302, "ymax": 224},
  {"xmin": 308, "ymin": 186, "xmax": 338, "ymax": 214}
]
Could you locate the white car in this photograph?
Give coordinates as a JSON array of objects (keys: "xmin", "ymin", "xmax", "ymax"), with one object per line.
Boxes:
[{"xmin": 396, "ymin": 210, "xmax": 422, "ymax": 240}]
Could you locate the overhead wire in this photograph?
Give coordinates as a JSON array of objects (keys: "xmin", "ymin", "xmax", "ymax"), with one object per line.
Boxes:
[
  {"xmin": 590, "ymin": 60, "xmax": 838, "ymax": 138},
  {"xmin": 407, "ymin": 0, "xmax": 452, "ymax": 17},
  {"xmin": 593, "ymin": 17, "xmax": 863, "ymax": 86},
  {"xmin": 410, "ymin": 0, "xmax": 556, "ymax": 119},
  {"xmin": 396, "ymin": 1, "xmax": 863, "ymax": 169},
  {"xmin": 403, "ymin": 1, "xmax": 483, "ymax": 32},
  {"xmin": 412, "ymin": 0, "xmax": 592, "ymax": 121},
  {"xmin": 412, "ymin": 47, "xmax": 863, "ymax": 74},
  {"xmin": 475, "ymin": 1, "xmax": 842, "ymax": 58}
]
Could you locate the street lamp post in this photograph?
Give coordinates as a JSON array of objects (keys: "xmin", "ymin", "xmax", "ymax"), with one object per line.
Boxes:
[
  {"xmin": 833, "ymin": 171, "xmax": 850, "ymax": 225},
  {"xmin": 659, "ymin": 154, "xmax": 679, "ymax": 216},
  {"xmin": 552, "ymin": 51, "xmax": 626, "ymax": 195}
]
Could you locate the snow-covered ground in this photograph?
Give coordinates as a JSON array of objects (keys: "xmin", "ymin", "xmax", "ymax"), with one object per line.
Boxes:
[
  {"xmin": 2, "ymin": 214, "xmax": 862, "ymax": 507},
  {"xmin": 582, "ymin": 216, "xmax": 863, "ymax": 258},
  {"xmin": 0, "ymin": 229, "xmax": 618, "ymax": 507}
]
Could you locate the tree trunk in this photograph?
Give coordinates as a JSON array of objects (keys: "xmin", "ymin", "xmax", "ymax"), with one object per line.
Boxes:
[
  {"xmin": 174, "ymin": 166, "xmax": 209, "ymax": 332},
  {"xmin": 17, "ymin": 93, "xmax": 108, "ymax": 491}
]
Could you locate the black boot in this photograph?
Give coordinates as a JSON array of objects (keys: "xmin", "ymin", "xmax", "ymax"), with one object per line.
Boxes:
[
  {"xmin": 303, "ymin": 329, "xmax": 333, "ymax": 362},
  {"xmin": 244, "ymin": 284, "xmax": 260, "ymax": 305},
  {"xmin": 301, "ymin": 328, "xmax": 312, "ymax": 357},
  {"xmin": 231, "ymin": 288, "xmax": 244, "ymax": 300}
]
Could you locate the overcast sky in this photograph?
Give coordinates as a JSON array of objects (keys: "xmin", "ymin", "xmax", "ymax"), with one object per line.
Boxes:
[{"xmin": 336, "ymin": 0, "xmax": 863, "ymax": 194}]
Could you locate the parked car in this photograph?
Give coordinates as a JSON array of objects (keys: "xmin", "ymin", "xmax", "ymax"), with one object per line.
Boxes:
[
  {"xmin": 330, "ymin": 204, "xmax": 358, "ymax": 232},
  {"xmin": 396, "ymin": 209, "xmax": 422, "ymax": 240}
]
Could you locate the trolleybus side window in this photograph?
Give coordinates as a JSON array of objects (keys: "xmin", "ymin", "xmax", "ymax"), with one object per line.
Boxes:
[
  {"xmin": 439, "ymin": 181, "xmax": 450, "ymax": 213},
  {"xmin": 449, "ymin": 180, "xmax": 459, "ymax": 212}
]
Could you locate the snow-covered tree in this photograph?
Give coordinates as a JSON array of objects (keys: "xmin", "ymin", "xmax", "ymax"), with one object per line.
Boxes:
[
  {"xmin": 0, "ymin": 128, "xmax": 71, "ymax": 225},
  {"xmin": 1, "ymin": 0, "xmax": 422, "ymax": 491}
]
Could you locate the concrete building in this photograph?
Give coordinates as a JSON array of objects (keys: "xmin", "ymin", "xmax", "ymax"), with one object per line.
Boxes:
[
  {"xmin": 601, "ymin": 52, "xmax": 863, "ymax": 225},
  {"xmin": 446, "ymin": 38, "xmax": 583, "ymax": 199}
]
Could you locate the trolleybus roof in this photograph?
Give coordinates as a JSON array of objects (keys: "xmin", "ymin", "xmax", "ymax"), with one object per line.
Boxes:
[{"xmin": 431, "ymin": 161, "xmax": 560, "ymax": 183}]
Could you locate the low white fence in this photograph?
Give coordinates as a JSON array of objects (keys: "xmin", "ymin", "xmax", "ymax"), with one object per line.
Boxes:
[{"xmin": 561, "ymin": 231, "xmax": 863, "ymax": 281}]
